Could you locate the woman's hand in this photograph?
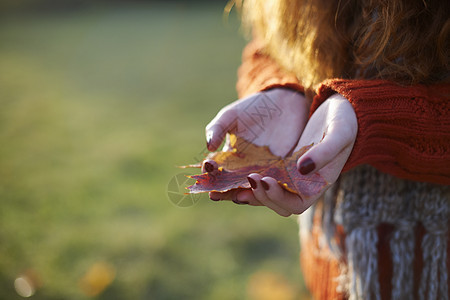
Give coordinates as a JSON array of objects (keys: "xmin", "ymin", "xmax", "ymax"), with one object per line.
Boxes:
[
  {"xmin": 206, "ymin": 88, "xmax": 309, "ymax": 157},
  {"xmin": 210, "ymin": 94, "xmax": 358, "ymax": 217}
]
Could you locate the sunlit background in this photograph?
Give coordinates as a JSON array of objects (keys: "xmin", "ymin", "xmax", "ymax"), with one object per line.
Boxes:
[{"xmin": 0, "ymin": 0, "xmax": 310, "ymax": 299}]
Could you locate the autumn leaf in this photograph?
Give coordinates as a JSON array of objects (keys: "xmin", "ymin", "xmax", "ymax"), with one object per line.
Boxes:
[{"xmin": 184, "ymin": 135, "xmax": 327, "ymax": 198}]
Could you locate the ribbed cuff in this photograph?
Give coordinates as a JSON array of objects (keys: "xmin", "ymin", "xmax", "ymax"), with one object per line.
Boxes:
[{"xmin": 311, "ymin": 79, "xmax": 450, "ymax": 185}]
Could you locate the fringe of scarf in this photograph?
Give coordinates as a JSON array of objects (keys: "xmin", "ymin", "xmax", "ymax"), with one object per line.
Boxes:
[{"xmin": 315, "ymin": 165, "xmax": 449, "ymax": 300}]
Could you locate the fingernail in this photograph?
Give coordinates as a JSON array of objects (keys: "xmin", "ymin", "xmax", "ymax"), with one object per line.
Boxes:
[
  {"xmin": 299, "ymin": 158, "xmax": 315, "ymax": 175},
  {"xmin": 260, "ymin": 180, "xmax": 270, "ymax": 191},
  {"xmin": 202, "ymin": 160, "xmax": 218, "ymax": 174},
  {"xmin": 210, "ymin": 196, "xmax": 220, "ymax": 201},
  {"xmin": 247, "ymin": 177, "xmax": 257, "ymax": 189},
  {"xmin": 206, "ymin": 131, "xmax": 213, "ymax": 151},
  {"xmin": 204, "ymin": 161, "xmax": 214, "ymax": 173}
]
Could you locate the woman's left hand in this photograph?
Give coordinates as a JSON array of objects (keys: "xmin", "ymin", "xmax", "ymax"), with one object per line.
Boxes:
[{"xmin": 210, "ymin": 94, "xmax": 358, "ymax": 217}]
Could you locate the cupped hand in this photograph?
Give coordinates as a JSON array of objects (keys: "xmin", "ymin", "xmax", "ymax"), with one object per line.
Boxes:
[
  {"xmin": 206, "ymin": 88, "xmax": 309, "ymax": 157},
  {"xmin": 210, "ymin": 94, "xmax": 358, "ymax": 217}
]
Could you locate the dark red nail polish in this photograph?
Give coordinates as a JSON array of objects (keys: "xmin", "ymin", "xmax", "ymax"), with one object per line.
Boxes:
[
  {"xmin": 247, "ymin": 177, "xmax": 257, "ymax": 189},
  {"xmin": 210, "ymin": 196, "xmax": 220, "ymax": 201},
  {"xmin": 299, "ymin": 158, "xmax": 315, "ymax": 175},
  {"xmin": 261, "ymin": 180, "xmax": 270, "ymax": 191},
  {"xmin": 204, "ymin": 162, "xmax": 214, "ymax": 173},
  {"xmin": 202, "ymin": 160, "xmax": 218, "ymax": 174}
]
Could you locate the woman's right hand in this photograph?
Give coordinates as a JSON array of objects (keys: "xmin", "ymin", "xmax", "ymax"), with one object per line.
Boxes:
[{"xmin": 206, "ymin": 88, "xmax": 309, "ymax": 158}]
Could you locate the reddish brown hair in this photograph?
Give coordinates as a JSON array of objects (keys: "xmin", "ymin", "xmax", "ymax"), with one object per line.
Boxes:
[{"xmin": 231, "ymin": 0, "xmax": 449, "ymax": 90}]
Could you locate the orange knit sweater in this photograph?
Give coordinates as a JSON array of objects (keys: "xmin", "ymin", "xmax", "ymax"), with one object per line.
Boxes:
[
  {"xmin": 237, "ymin": 39, "xmax": 450, "ymax": 185},
  {"xmin": 236, "ymin": 39, "xmax": 450, "ymax": 299}
]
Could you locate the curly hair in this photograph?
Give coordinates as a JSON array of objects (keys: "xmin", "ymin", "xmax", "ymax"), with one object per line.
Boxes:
[{"xmin": 232, "ymin": 0, "xmax": 449, "ymax": 90}]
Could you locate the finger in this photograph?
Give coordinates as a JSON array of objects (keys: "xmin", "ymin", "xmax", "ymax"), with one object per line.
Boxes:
[
  {"xmin": 247, "ymin": 174, "xmax": 292, "ymax": 217},
  {"xmin": 259, "ymin": 177, "xmax": 311, "ymax": 215},
  {"xmin": 205, "ymin": 108, "xmax": 236, "ymax": 151},
  {"xmin": 209, "ymin": 189, "xmax": 240, "ymax": 202},
  {"xmin": 297, "ymin": 120, "xmax": 356, "ymax": 176},
  {"xmin": 209, "ymin": 189, "xmax": 263, "ymax": 206},
  {"xmin": 236, "ymin": 189, "xmax": 264, "ymax": 206}
]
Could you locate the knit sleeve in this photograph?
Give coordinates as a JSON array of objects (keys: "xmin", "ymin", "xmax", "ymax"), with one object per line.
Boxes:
[
  {"xmin": 311, "ymin": 79, "xmax": 450, "ymax": 185},
  {"xmin": 236, "ymin": 39, "xmax": 304, "ymax": 99}
]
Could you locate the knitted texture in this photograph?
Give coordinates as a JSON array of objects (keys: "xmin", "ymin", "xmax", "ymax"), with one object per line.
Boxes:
[
  {"xmin": 313, "ymin": 79, "xmax": 450, "ymax": 185},
  {"xmin": 235, "ymin": 40, "xmax": 450, "ymax": 299},
  {"xmin": 299, "ymin": 165, "xmax": 449, "ymax": 300},
  {"xmin": 299, "ymin": 202, "xmax": 344, "ymax": 300},
  {"xmin": 236, "ymin": 40, "xmax": 450, "ymax": 185}
]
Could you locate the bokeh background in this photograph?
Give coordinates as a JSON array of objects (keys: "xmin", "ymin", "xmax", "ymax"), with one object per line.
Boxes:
[{"xmin": 0, "ymin": 0, "xmax": 310, "ymax": 299}]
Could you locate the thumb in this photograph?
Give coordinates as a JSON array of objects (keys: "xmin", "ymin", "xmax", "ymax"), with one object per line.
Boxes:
[
  {"xmin": 297, "ymin": 121, "xmax": 356, "ymax": 177},
  {"xmin": 205, "ymin": 108, "xmax": 236, "ymax": 151}
]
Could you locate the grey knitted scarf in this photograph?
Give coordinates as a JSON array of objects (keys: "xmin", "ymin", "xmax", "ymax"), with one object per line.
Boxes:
[{"xmin": 300, "ymin": 165, "xmax": 449, "ymax": 300}]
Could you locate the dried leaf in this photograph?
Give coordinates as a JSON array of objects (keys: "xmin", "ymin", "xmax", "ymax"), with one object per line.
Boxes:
[{"xmin": 185, "ymin": 135, "xmax": 327, "ymax": 198}]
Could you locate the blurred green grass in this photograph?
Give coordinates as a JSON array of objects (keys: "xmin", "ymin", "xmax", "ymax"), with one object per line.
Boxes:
[{"xmin": 0, "ymin": 3, "xmax": 310, "ymax": 299}]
